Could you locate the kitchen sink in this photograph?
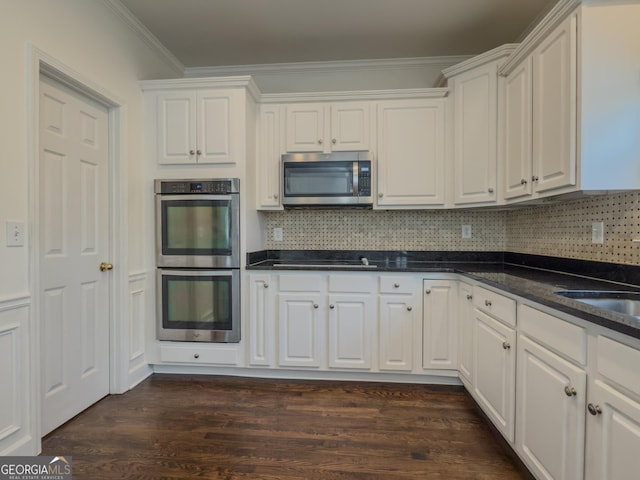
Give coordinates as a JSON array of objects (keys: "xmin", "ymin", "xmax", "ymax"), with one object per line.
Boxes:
[{"xmin": 554, "ymin": 290, "xmax": 640, "ymax": 317}]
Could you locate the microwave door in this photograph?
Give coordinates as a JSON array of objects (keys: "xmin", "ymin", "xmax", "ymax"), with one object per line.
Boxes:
[{"xmin": 283, "ymin": 162, "xmax": 359, "ymax": 205}]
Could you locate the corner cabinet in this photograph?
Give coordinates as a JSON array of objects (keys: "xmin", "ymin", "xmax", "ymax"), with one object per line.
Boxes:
[
  {"xmin": 376, "ymin": 96, "xmax": 447, "ymax": 208},
  {"xmin": 443, "ymin": 45, "xmax": 516, "ymax": 206},
  {"xmin": 141, "ymin": 76, "xmax": 259, "ymax": 166}
]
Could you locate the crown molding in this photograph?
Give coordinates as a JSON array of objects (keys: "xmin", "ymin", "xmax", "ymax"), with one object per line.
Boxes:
[
  {"xmin": 139, "ymin": 75, "xmax": 262, "ymax": 100},
  {"xmin": 101, "ymin": 0, "xmax": 184, "ymax": 76},
  {"xmin": 441, "ymin": 44, "xmax": 519, "ymax": 79},
  {"xmin": 499, "ymin": 0, "xmax": 582, "ymax": 76},
  {"xmin": 183, "ymin": 55, "xmax": 472, "ymax": 78},
  {"xmin": 259, "ymin": 88, "xmax": 448, "ymax": 104}
]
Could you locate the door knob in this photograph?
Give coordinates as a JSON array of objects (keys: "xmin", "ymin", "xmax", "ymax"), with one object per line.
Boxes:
[{"xmin": 99, "ymin": 262, "xmax": 113, "ymax": 272}]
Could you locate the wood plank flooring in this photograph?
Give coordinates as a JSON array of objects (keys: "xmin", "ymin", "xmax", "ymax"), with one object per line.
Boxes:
[{"xmin": 41, "ymin": 374, "xmax": 531, "ymax": 479}]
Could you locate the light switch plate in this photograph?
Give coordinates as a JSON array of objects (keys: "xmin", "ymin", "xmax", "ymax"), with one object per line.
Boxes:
[
  {"xmin": 462, "ymin": 225, "xmax": 472, "ymax": 239},
  {"xmin": 6, "ymin": 221, "xmax": 25, "ymax": 247}
]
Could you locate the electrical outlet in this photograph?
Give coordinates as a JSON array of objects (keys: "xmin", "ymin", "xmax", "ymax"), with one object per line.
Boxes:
[
  {"xmin": 6, "ymin": 221, "xmax": 25, "ymax": 247},
  {"xmin": 462, "ymin": 225, "xmax": 472, "ymax": 239},
  {"xmin": 273, "ymin": 227, "xmax": 283, "ymax": 242},
  {"xmin": 592, "ymin": 222, "xmax": 604, "ymax": 244}
]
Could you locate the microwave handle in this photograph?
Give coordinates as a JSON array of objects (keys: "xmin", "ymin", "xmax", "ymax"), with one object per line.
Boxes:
[{"xmin": 353, "ymin": 162, "xmax": 359, "ymax": 197}]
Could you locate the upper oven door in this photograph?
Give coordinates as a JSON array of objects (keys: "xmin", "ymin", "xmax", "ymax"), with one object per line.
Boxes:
[{"xmin": 156, "ymin": 194, "xmax": 239, "ymax": 268}]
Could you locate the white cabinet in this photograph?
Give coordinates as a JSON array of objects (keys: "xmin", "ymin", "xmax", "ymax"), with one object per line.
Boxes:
[
  {"xmin": 378, "ymin": 276, "xmax": 419, "ymax": 371},
  {"xmin": 457, "ymin": 282, "xmax": 474, "ymax": 385},
  {"xmin": 472, "ymin": 286, "xmax": 516, "ymax": 443},
  {"xmin": 248, "ymin": 274, "xmax": 275, "ymax": 366},
  {"xmin": 422, "ymin": 280, "xmax": 457, "ymax": 370},
  {"xmin": 285, "ymin": 102, "xmax": 370, "ymax": 153},
  {"xmin": 585, "ymin": 335, "xmax": 640, "ymax": 480},
  {"xmin": 376, "ymin": 98, "xmax": 446, "ymax": 207},
  {"xmin": 327, "ymin": 274, "xmax": 375, "ymax": 370},
  {"xmin": 277, "ymin": 274, "xmax": 324, "ymax": 368},
  {"xmin": 156, "ymin": 89, "xmax": 240, "ymax": 165},
  {"xmin": 443, "ymin": 47, "xmax": 514, "ymax": 206},
  {"xmin": 516, "ymin": 335, "xmax": 586, "ymax": 480},
  {"xmin": 256, "ymin": 104, "xmax": 283, "ymax": 209},
  {"xmin": 500, "ymin": 3, "xmax": 640, "ymax": 201}
]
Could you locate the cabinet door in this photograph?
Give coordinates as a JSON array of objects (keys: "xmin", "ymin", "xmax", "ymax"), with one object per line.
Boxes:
[
  {"xmin": 248, "ymin": 274, "xmax": 274, "ymax": 366},
  {"xmin": 331, "ymin": 102, "xmax": 370, "ymax": 151},
  {"xmin": 257, "ymin": 104, "xmax": 283, "ymax": 209},
  {"xmin": 285, "ymin": 103, "xmax": 326, "ymax": 152},
  {"xmin": 586, "ymin": 380, "xmax": 640, "ymax": 480},
  {"xmin": 458, "ymin": 282, "xmax": 474, "ymax": 384},
  {"xmin": 516, "ymin": 335, "xmax": 586, "ymax": 480},
  {"xmin": 376, "ymin": 99, "xmax": 446, "ymax": 207},
  {"xmin": 474, "ymin": 309, "xmax": 516, "ymax": 442},
  {"xmin": 378, "ymin": 294, "xmax": 416, "ymax": 371},
  {"xmin": 328, "ymin": 293, "xmax": 374, "ymax": 370},
  {"xmin": 502, "ymin": 57, "xmax": 533, "ymax": 200},
  {"xmin": 196, "ymin": 90, "xmax": 236, "ymax": 164},
  {"xmin": 278, "ymin": 293, "xmax": 323, "ymax": 368},
  {"xmin": 157, "ymin": 92, "xmax": 197, "ymax": 164},
  {"xmin": 532, "ymin": 14, "xmax": 577, "ymax": 194},
  {"xmin": 451, "ymin": 65, "xmax": 498, "ymax": 205},
  {"xmin": 422, "ymin": 280, "xmax": 457, "ymax": 370}
]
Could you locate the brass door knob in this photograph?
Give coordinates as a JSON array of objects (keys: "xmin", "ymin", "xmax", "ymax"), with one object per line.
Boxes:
[{"xmin": 99, "ymin": 262, "xmax": 113, "ymax": 272}]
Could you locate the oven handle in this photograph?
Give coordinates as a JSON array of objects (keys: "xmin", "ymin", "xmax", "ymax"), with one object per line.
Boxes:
[
  {"xmin": 156, "ymin": 194, "xmax": 236, "ymax": 202},
  {"xmin": 158, "ymin": 269, "xmax": 239, "ymax": 277}
]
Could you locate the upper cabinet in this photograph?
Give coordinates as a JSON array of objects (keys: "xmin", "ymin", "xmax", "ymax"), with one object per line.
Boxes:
[
  {"xmin": 257, "ymin": 104, "xmax": 284, "ymax": 209},
  {"xmin": 499, "ymin": 0, "xmax": 640, "ymax": 202},
  {"xmin": 376, "ymin": 96, "xmax": 447, "ymax": 208},
  {"xmin": 443, "ymin": 46, "xmax": 516, "ymax": 206},
  {"xmin": 141, "ymin": 77, "xmax": 259, "ymax": 166},
  {"xmin": 285, "ymin": 102, "xmax": 371, "ymax": 153}
]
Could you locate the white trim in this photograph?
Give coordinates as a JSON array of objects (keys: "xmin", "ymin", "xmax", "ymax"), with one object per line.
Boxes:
[
  {"xmin": 139, "ymin": 75, "xmax": 262, "ymax": 101},
  {"xmin": 499, "ymin": 0, "xmax": 581, "ymax": 75},
  {"xmin": 184, "ymin": 55, "xmax": 472, "ymax": 79},
  {"xmin": 442, "ymin": 44, "xmax": 519, "ymax": 79},
  {"xmin": 260, "ymin": 88, "xmax": 449, "ymax": 104},
  {"xmin": 26, "ymin": 45, "xmax": 130, "ymax": 451},
  {"xmin": 0, "ymin": 295, "xmax": 31, "ymax": 311},
  {"xmin": 100, "ymin": 0, "xmax": 184, "ymax": 76}
]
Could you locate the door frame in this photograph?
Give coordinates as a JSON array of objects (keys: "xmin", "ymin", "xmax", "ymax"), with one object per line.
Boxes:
[{"xmin": 26, "ymin": 45, "xmax": 129, "ymax": 445}]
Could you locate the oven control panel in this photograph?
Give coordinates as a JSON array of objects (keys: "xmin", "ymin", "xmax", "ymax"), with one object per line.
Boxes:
[{"xmin": 155, "ymin": 178, "xmax": 240, "ymax": 195}]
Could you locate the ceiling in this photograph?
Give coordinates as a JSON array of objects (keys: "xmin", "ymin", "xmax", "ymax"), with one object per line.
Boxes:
[{"xmin": 118, "ymin": 0, "xmax": 555, "ymax": 68}]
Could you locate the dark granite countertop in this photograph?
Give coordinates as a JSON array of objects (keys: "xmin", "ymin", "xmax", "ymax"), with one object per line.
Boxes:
[{"xmin": 247, "ymin": 250, "xmax": 640, "ymax": 340}]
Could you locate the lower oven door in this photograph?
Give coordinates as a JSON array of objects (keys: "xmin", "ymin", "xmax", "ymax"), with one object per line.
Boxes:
[{"xmin": 157, "ymin": 269, "xmax": 240, "ymax": 342}]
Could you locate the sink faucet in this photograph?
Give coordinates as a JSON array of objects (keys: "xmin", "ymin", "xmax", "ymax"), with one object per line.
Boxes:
[{"xmin": 360, "ymin": 257, "xmax": 369, "ymax": 266}]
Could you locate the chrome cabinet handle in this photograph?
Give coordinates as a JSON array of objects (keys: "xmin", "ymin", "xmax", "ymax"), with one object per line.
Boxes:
[
  {"xmin": 502, "ymin": 342, "xmax": 511, "ymax": 350},
  {"xmin": 485, "ymin": 300, "xmax": 492, "ymax": 307},
  {"xmin": 332, "ymin": 138, "xmax": 337, "ymax": 144},
  {"xmin": 588, "ymin": 403, "xmax": 602, "ymax": 416},
  {"xmin": 425, "ymin": 289, "xmax": 431, "ymax": 294},
  {"xmin": 521, "ymin": 178, "xmax": 528, "ymax": 185},
  {"xmin": 196, "ymin": 149, "xmax": 202, "ymax": 155},
  {"xmin": 407, "ymin": 306, "xmax": 413, "ymax": 311},
  {"xmin": 466, "ymin": 294, "xmax": 473, "ymax": 300},
  {"xmin": 313, "ymin": 303, "xmax": 319, "ymax": 309},
  {"xmin": 263, "ymin": 283, "xmax": 269, "ymax": 289},
  {"xmin": 488, "ymin": 187, "xmax": 494, "ymax": 193},
  {"xmin": 329, "ymin": 304, "xmax": 335, "ymax": 309},
  {"xmin": 189, "ymin": 149, "xmax": 195, "ymax": 155},
  {"xmin": 193, "ymin": 353, "xmax": 200, "ymax": 359},
  {"xmin": 532, "ymin": 175, "xmax": 539, "ymax": 182},
  {"xmin": 274, "ymin": 194, "xmax": 278, "ymax": 199},
  {"xmin": 564, "ymin": 386, "xmax": 577, "ymax": 397},
  {"xmin": 394, "ymin": 283, "xmax": 400, "ymax": 288},
  {"xmin": 318, "ymin": 139, "xmax": 323, "ymax": 145}
]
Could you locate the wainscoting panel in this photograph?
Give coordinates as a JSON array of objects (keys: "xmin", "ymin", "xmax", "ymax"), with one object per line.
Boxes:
[{"xmin": 128, "ymin": 273, "xmax": 152, "ymax": 388}]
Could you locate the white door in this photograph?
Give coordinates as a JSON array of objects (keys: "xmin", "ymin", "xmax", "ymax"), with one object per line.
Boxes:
[
  {"xmin": 328, "ymin": 294, "xmax": 374, "ymax": 370},
  {"xmin": 39, "ymin": 76, "xmax": 110, "ymax": 435},
  {"xmin": 277, "ymin": 293, "xmax": 323, "ymax": 368},
  {"xmin": 378, "ymin": 295, "xmax": 415, "ymax": 371},
  {"xmin": 422, "ymin": 280, "xmax": 457, "ymax": 370}
]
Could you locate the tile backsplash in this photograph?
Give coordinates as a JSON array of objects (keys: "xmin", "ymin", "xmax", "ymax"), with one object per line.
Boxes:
[{"xmin": 263, "ymin": 192, "xmax": 640, "ymax": 266}]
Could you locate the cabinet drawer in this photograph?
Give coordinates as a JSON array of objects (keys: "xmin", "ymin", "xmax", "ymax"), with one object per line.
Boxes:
[
  {"xmin": 379, "ymin": 276, "xmax": 416, "ymax": 294},
  {"xmin": 519, "ymin": 304, "xmax": 587, "ymax": 365},
  {"xmin": 278, "ymin": 274, "xmax": 324, "ymax": 292},
  {"xmin": 473, "ymin": 286, "xmax": 516, "ymax": 327},
  {"xmin": 160, "ymin": 344, "xmax": 239, "ymax": 365},
  {"xmin": 597, "ymin": 335, "xmax": 640, "ymax": 398},
  {"xmin": 329, "ymin": 274, "xmax": 374, "ymax": 293}
]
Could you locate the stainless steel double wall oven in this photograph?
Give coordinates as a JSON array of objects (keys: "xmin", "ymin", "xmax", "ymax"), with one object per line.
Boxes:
[{"xmin": 155, "ymin": 179, "xmax": 240, "ymax": 342}]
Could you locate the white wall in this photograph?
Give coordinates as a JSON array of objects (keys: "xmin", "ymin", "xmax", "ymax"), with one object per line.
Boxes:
[{"xmin": 0, "ymin": 0, "xmax": 178, "ymax": 455}]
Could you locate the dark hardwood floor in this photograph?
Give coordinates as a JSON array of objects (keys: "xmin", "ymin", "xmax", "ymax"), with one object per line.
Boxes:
[{"xmin": 42, "ymin": 374, "xmax": 530, "ymax": 479}]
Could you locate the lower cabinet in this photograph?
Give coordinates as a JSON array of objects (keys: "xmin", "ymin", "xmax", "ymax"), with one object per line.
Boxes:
[
  {"xmin": 422, "ymin": 280, "xmax": 457, "ymax": 370},
  {"xmin": 474, "ymin": 308, "xmax": 517, "ymax": 442},
  {"xmin": 278, "ymin": 292, "xmax": 324, "ymax": 368},
  {"xmin": 516, "ymin": 335, "xmax": 586, "ymax": 480},
  {"xmin": 457, "ymin": 282, "xmax": 474, "ymax": 385},
  {"xmin": 248, "ymin": 274, "xmax": 274, "ymax": 366},
  {"xmin": 328, "ymin": 292, "xmax": 375, "ymax": 370}
]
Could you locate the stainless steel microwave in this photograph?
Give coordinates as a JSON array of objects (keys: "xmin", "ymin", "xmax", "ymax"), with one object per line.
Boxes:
[{"xmin": 281, "ymin": 151, "xmax": 373, "ymax": 207}]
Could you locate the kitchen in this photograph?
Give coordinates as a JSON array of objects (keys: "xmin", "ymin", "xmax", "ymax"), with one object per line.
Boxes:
[{"xmin": 2, "ymin": 0, "xmax": 640, "ymax": 478}]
